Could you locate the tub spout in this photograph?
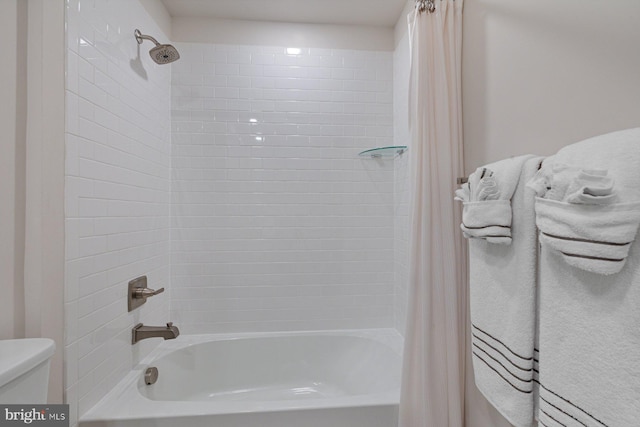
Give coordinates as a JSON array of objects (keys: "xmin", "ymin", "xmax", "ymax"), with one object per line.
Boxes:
[{"xmin": 132, "ymin": 322, "xmax": 180, "ymax": 344}]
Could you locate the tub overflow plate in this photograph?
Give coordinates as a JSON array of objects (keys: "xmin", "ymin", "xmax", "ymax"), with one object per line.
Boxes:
[{"xmin": 145, "ymin": 367, "xmax": 159, "ymax": 385}]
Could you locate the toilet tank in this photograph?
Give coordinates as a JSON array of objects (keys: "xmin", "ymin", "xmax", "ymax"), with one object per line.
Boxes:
[{"xmin": 0, "ymin": 338, "xmax": 55, "ymax": 404}]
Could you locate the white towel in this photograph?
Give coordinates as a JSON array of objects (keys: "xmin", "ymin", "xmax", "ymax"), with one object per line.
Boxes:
[
  {"xmin": 458, "ymin": 155, "xmax": 537, "ymax": 245},
  {"xmin": 527, "ymin": 160, "xmax": 617, "ymax": 203},
  {"xmin": 461, "ymin": 200, "xmax": 513, "ymax": 244},
  {"xmin": 564, "ymin": 170, "xmax": 616, "ymax": 205},
  {"xmin": 536, "ymin": 128, "xmax": 640, "ymax": 427},
  {"xmin": 469, "ymin": 167, "xmax": 500, "ymax": 201},
  {"xmin": 535, "ymin": 198, "xmax": 640, "ymax": 275},
  {"xmin": 537, "ymin": 231, "xmax": 640, "ymax": 427},
  {"xmin": 468, "ymin": 156, "xmax": 544, "ymax": 427},
  {"xmin": 551, "ymin": 128, "xmax": 640, "ymax": 202}
]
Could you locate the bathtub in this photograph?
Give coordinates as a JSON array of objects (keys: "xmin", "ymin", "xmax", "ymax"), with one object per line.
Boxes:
[{"xmin": 80, "ymin": 329, "xmax": 403, "ymax": 427}]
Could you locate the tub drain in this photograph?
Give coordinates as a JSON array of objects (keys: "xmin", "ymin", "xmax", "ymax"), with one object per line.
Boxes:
[{"xmin": 145, "ymin": 367, "xmax": 158, "ymax": 385}]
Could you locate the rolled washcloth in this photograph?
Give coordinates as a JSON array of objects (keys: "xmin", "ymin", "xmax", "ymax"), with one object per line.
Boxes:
[
  {"xmin": 564, "ymin": 170, "xmax": 617, "ymax": 204},
  {"xmin": 456, "ymin": 155, "xmax": 537, "ymax": 245}
]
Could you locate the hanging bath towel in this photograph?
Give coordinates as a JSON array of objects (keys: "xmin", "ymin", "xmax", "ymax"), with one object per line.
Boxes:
[
  {"xmin": 465, "ymin": 155, "xmax": 543, "ymax": 427},
  {"xmin": 536, "ymin": 128, "xmax": 640, "ymax": 427}
]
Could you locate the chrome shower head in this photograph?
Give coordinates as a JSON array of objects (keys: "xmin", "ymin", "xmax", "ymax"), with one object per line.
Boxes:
[
  {"xmin": 149, "ymin": 44, "xmax": 180, "ymax": 64},
  {"xmin": 134, "ymin": 29, "xmax": 180, "ymax": 65}
]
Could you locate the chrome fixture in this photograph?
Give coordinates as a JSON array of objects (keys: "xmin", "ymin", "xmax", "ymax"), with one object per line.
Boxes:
[
  {"xmin": 128, "ymin": 276, "xmax": 164, "ymax": 312},
  {"xmin": 134, "ymin": 29, "xmax": 180, "ymax": 64},
  {"xmin": 133, "ymin": 286, "xmax": 165, "ymax": 299},
  {"xmin": 416, "ymin": 0, "xmax": 436, "ymax": 13},
  {"xmin": 144, "ymin": 367, "xmax": 159, "ymax": 385},
  {"xmin": 132, "ymin": 322, "xmax": 180, "ymax": 344}
]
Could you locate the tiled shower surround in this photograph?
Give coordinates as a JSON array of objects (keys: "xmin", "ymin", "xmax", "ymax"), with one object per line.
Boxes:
[
  {"xmin": 393, "ymin": 33, "xmax": 411, "ymax": 335},
  {"xmin": 64, "ymin": 3, "xmax": 411, "ymax": 424},
  {"xmin": 170, "ymin": 43, "xmax": 398, "ymax": 333},
  {"xmin": 64, "ymin": 0, "xmax": 171, "ymax": 424}
]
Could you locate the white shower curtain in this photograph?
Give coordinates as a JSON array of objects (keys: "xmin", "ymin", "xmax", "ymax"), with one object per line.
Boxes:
[{"xmin": 400, "ymin": 1, "xmax": 467, "ymax": 426}]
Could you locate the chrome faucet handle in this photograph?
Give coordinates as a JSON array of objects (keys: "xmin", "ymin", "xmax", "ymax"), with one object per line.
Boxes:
[
  {"xmin": 134, "ymin": 287, "xmax": 165, "ymax": 299},
  {"xmin": 166, "ymin": 322, "xmax": 173, "ymax": 328},
  {"xmin": 128, "ymin": 276, "xmax": 166, "ymax": 312}
]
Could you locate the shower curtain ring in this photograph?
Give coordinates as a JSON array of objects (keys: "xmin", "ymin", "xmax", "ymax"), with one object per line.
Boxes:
[{"xmin": 417, "ymin": 0, "xmax": 436, "ymax": 13}]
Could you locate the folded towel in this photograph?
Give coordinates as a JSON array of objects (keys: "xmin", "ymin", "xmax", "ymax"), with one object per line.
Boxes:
[
  {"xmin": 461, "ymin": 200, "xmax": 512, "ymax": 244},
  {"xmin": 468, "ymin": 156, "xmax": 544, "ymax": 427},
  {"xmin": 564, "ymin": 170, "xmax": 616, "ymax": 204},
  {"xmin": 535, "ymin": 198, "xmax": 640, "ymax": 275},
  {"xmin": 552, "ymin": 128, "xmax": 640, "ymax": 202},
  {"xmin": 469, "ymin": 167, "xmax": 500, "ymax": 201},
  {"xmin": 545, "ymin": 163, "xmax": 581, "ymax": 201},
  {"xmin": 458, "ymin": 155, "xmax": 537, "ymax": 245},
  {"xmin": 456, "ymin": 168, "xmax": 500, "ymax": 203},
  {"xmin": 454, "ymin": 184, "xmax": 470, "ymax": 203},
  {"xmin": 527, "ymin": 160, "xmax": 616, "ymax": 204},
  {"xmin": 526, "ymin": 162, "xmax": 553, "ymax": 197},
  {"xmin": 536, "ymin": 127, "xmax": 640, "ymax": 427}
]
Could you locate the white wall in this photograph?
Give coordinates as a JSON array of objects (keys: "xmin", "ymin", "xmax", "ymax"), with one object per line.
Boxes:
[
  {"xmin": 463, "ymin": 0, "xmax": 640, "ymax": 171},
  {"xmin": 0, "ymin": 0, "xmax": 25, "ymax": 341},
  {"xmin": 172, "ymin": 18, "xmax": 394, "ymax": 51},
  {"xmin": 64, "ymin": 0, "xmax": 172, "ymax": 425},
  {"xmin": 139, "ymin": 0, "xmax": 172, "ymax": 39},
  {"xmin": 171, "ymin": 43, "xmax": 396, "ymax": 333}
]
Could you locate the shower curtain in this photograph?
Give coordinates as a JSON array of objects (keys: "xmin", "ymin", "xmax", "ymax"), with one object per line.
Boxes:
[{"xmin": 399, "ymin": 1, "xmax": 467, "ymax": 426}]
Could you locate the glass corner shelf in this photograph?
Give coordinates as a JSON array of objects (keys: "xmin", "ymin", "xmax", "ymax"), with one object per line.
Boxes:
[{"xmin": 358, "ymin": 146, "xmax": 407, "ymax": 159}]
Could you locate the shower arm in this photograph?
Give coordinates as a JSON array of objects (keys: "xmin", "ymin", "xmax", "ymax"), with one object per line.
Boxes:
[{"xmin": 134, "ymin": 29, "xmax": 161, "ymax": 47}]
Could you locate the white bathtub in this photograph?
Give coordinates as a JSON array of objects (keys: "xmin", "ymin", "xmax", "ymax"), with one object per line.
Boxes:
[{"xmin": 80, "ymin": 329, "xmax": 403, "ymax": 427}]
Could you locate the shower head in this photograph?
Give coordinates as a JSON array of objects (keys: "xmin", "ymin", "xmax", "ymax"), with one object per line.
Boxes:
[
  {"xmin": 134, "ymin": 29, "xmax": 180, "ymax": 65},
  {"xmin": 148, "ymin": 44, "xmax": 180, "ymax": 65}
]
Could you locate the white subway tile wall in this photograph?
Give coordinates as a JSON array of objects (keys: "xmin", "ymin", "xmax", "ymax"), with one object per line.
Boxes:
[
  {"xmin": 65, "ymin": 0, "xmax": 171, "ymax": 425},
  {"xmin": 171, "ymin": 43, "xmax": 396, "ymax": 333},
  {"xmin": 393, "ymin": 32, "xmax": 411, "ymax": 336}
]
